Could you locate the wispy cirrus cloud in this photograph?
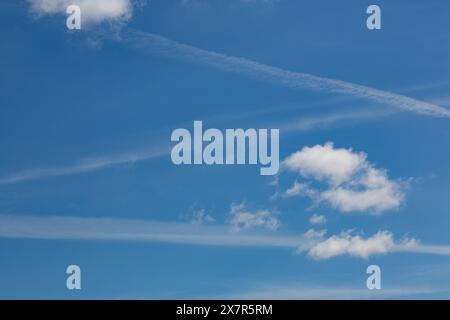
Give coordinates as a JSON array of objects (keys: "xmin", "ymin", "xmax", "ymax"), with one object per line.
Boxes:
[
  {"xmin": 2, "ymin": 22, "xmax": 447, "ymax": 186},
  {"xmin": 0, "ymin": 214, "xmax": 300, "ymax": 248},
  {"xmin": 1, "ymin": 214, "xmax": 449, "ymax": 260},
  {"xmin": 0, "ymin": 145, "xmax": 169, "ymax": 185},
  {"xmin": 189, "ymin": 209, "xmax": 215, "ymax": 225},
  {"xmin": 229, "ymin": 202, "xmax": 281, "ymax": 231},
  {"xmin": 0, "ymin": 107, "xmax": 395, "ymax": 186},
  {"xmin": 0, "ymin": 109, "xmax": 382, "ymax": 186},
  {"xmin": 119, "ymin": 28, "xmax": 450, "ymax": 118},
  {"xmin": 220, "ymin": 284, "xmax": 448, "ymax": 300},
  {"xmin": 26, "ymin": 0, "xmax": 450, "ymax": 119},
  {"xmin": 278, "ymin": 107, "xmax": 399, "ymax": 134}
]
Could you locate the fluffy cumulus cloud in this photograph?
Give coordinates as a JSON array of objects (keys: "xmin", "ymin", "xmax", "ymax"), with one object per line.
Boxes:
[
  {"xmin": 283, "ymin": 143, "xmax": 366, "ymax": 186},
  {"xmin": 281, "ymin": 142, "xmax": 406, "ymax": 214},
  {"xmin": 229, "ymin": 203, "xmax": 280, "ymax": 231},
  {"xmin": 321, "ymin": 167, "xmax": 404, "ymax": 213},
  {"xmin": 297, "ymin": 229, "xmax": 417, "ymax": 260},
  {"xmin": 308, "ymin": 231, "xmax": 394, "ymax": 259},
  {"xmin": 28, "ymin": 0, "xmax": 141, "ymax": 25}
]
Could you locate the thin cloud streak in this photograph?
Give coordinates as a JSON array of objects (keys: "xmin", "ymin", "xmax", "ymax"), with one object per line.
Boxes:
[
  {"xmin": 220, "ymin": 286, "xmax": 447, "ymax": 300},
  {"xmin": 0, "ymin": 108, "xmax": 395, "ymax": 186},
  {"xmin": 278, "ymin": 107, "xmax": 397, "ymax": 134},
  {"xmin": 0, "ymin": 215, "xmax": 301, "ymax": 248},
  {"xmin": 394, "ymin": 244, "xmax": 450, "ymax": 256},
  {"xmin": 0, "ymin": 146, "xmax": 169, "ymax": 185},
  {"xmin": 3, "ymin": 28, "xmax": 446, "ymax": 185},
  {"xmin": 120, "ymin": 28, "xmax": 450, "ymax": 118},
  {"xmin": 2, "ymin": 214, "xmax": 450, "ymax": 259}
]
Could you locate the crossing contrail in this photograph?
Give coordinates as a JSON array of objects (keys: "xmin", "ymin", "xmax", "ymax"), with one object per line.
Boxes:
[{"xmin": 1, "ymin": 28, "xmax": 448, "ymax": 186}]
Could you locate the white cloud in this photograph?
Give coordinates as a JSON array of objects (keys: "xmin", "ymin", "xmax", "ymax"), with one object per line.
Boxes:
[
  {"xmin": 190, "ymin": 209, "xmax": 215, "ymax": 225},
  {"xmin": 28, "ymin": 0, "xmax": 139, "ymax": 25},
  {"xmin": 0, "ymin": 144, "xmax": 169, "ymax": 185},
  {"xmin": 281, "ymin": 143, "xmax": 406, "ymax": 214},
  {"xmin": 0, "ymin": 214, "xmax": 298, "ymax": 248},
  {"xmin": 283, "ymin": 142, "xmax": 366, "ymax": 186},
  {"xmin": 121, "ymin": 29, "xmax": 450, "ymax": 118},
  {"xmin": 279, "ymin": 108, "xmax": 398, "ymax": 134},
  {"xmin": 2, "ymin": 214, "xmax": 450, "ymax": 260},
  {"xmin": 296, "ymin": 228, "xmax": 327, "ymax": 252},
  {"xmin": 306, "ymin": 230, "xmax": 406, "ymax": 260},
  {"xmin": 313, "ymin": 231, "xmax": 393, "ymax": 259},
  {"xmin": 1, "ymin": 26, "xmax": 447, "ymax": 186},
  {"xmin": 282, "ymin": 181, "xmax": 306, "ymax": 198},
  {"xmin": 322, "ymin": 169, "xmax": 404, "ymax": 213},
  {"xmin": 309, "ymin": 214, "xmax": 326, "ymax": 225},
  {"xmin": 229, "ymin": 203, "xmax": 280, "ymax": 231},
  {"xmin": 280, "ymin": 181, "xmax": 318, "ymax": 200}
]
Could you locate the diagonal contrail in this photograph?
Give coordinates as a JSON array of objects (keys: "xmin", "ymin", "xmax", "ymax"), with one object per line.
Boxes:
[
  {"xmin": 2, "ymin": 29, "xmax": 448, "ymax": 186},
  {"xmin": 119, "ymin": 28, "xmax": 450, "ymax": 118},
  {"xmin": 0, "ymin": 146, "xmax": 169, "ymax": 185}
]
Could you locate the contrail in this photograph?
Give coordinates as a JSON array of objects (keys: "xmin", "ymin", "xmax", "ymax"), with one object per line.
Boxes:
[
  {"xmin": 1, "ymin": 214, "xmax": 450, "ymax": 260},
  {"xmin": 2, "ymin": 29, "xmax": 448, "ymax": 185},
  {"xmin": 395, "ymin": 244, "xmax": 450, "ymax": 256},
  {"xmin": 0, "ymin": 145, "xmax": 169, "ymax": 185},
  {"xmin": 0, "ymin": 108, "xmax": 377, "ymax": 185},
  {"xmin": 278, "ymin": 107, "xmax": 398, "ymax": 134},
  {"xmin": 119, "ymin": 28, "xmax": 450, "ymax": 118},
  {"xmin": 0, "ymin": 214, "xmax": 302, "ymax": 248}
]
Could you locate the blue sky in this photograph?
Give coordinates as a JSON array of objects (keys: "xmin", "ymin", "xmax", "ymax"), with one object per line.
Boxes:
[{"xmin": 1, "ymin": 0, "xmax": 450, "ymax": 299}]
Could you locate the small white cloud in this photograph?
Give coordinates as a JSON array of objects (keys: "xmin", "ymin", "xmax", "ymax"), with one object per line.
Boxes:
[
  {"xmin": 282, "ymin": 181, "xmax": 305, "ymax": 198},
  {"xmin": 307, "ymin": 230, "xmax": 397, "ymax": 260},
  {"xmin": 281, "ymin": 143, "xmax": 406, "ymax": 214},
  {"xmin": 281, "ymin": 181, "xmax": 318, "ymax": 199},
  {"xmin": 229, "ymin": 203, "xmax": 280, "ymax": 231},
  {"xmin": 189, "ymin": 209, "xmax": 215, "ymax": 225},
  {"xmin": 283, "ymin": 142, "xmax": 366, "ymax": 186},
  {"xmin": 309, "ymin": 214, "xmax": 326, "ymax": 225},
  {"xmin": 28, "ymin": 0, "xmax": 139, "ymax": 25},
  {"xmin": 321, "ymin": 166, "xmax": 405, "ymax": 213}
]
